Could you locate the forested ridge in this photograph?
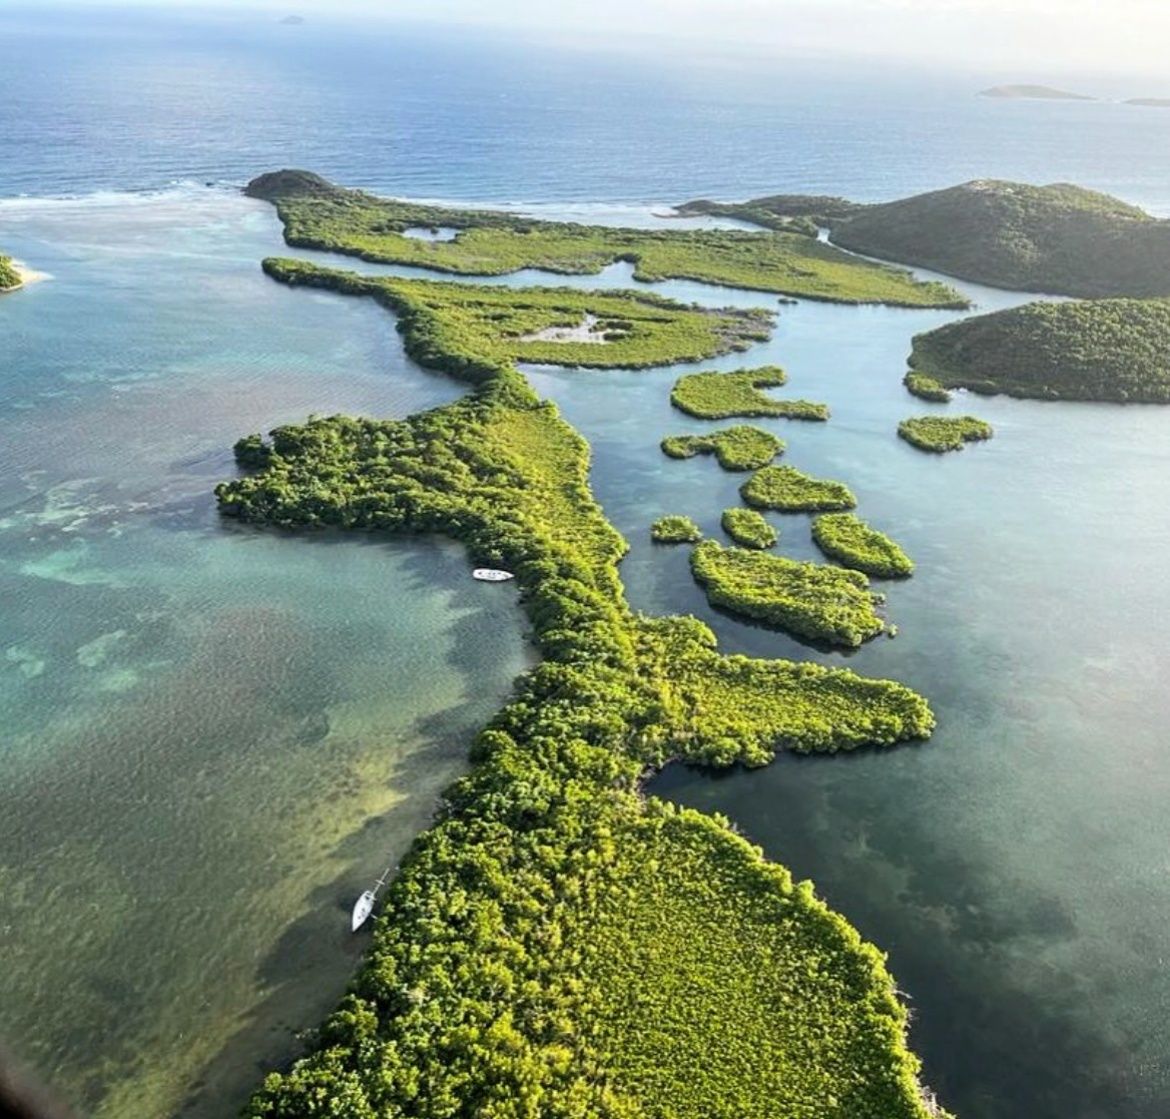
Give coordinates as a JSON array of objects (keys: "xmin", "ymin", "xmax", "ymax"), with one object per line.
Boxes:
[{"xmin": 910, "ymin": 297, "xmax": 1170, "ymax": 403}]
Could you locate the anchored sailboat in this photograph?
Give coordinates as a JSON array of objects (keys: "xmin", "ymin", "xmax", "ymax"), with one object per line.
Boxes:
[{"xmin": 351, "ymin": 868, "xmax": 391, "ymax": 932}]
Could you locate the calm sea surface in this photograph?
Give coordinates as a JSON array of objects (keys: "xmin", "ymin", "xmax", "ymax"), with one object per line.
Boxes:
[{"xmin": 2, "ymin": 7, "xmax": 1170, "ymax": 1118}]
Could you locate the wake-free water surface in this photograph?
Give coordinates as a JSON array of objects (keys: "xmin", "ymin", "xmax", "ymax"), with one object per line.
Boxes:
[{"xmin": 4, "ymin": 10, "xmax": 1170, "ymax": 1117}]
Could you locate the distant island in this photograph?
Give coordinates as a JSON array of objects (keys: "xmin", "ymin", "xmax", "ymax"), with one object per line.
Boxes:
[
  {"xmin": 979, "ymin": 84, "xmax": 1094, "ymax": 101},
  {"xmin": 278, "ymin": 14, "xmax": 305, "ymax": 25},
  {"xmin": 1126, "ymin": 97, "xmax": 1170, "ymax": 108}
]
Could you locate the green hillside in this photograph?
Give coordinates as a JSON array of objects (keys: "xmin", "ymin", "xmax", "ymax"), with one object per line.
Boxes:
[
  {"xmin": 830, "ymin": 179, "xmax": 1170, "ymax": 297},
  {"xmin": 910, "ymin": 297, "xmax": 1170, "ymax": 402}
]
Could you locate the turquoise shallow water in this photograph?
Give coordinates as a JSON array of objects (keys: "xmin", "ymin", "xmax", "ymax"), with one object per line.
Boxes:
[
  {"xmin": 3, "ymin": 9, "xmax": 1170, "ymax": 1115},
  {"xmin": 6, "ymin": 181, "xmax": 1170, "ymax": 1119},
  {"xmin": 0, "ymin": 191, "xmax": 532, "ymax": 1117}
]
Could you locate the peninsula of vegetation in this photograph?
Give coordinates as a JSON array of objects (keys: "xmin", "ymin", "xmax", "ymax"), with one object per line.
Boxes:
[
  {"xmin": 674, "ymin": 193, "xmax": 864, "ymax": 233},
  {"xmin": 670, "ymin": 365, "xmax": 829, "ymax": 421},
  {"xmin": 721, "ymin": 507, "xmax": 778, "ymax": 549},
  {"xmin": 898, "ymin": 415, "xmax": 994, "ymax": 453},
  {"xmin": 651, "ymin": 514, "xmax": 702, "ymax": 543},
  {"xmin": 903, "ymin": 371, "xmax": 952, "ymax": 403},
  {"xmin": 682, "ymin": 178, "xmax": 1170, "ymax": 299},
  {"xmin": 0, "ymin": 255, "xmax": 23, "ymax": 291},
  {"xmin": 220, "ymin": 180, "xmax": 945, "ymax": 1118},
  {"xmin": 741, "ymin": 465, "xmax": 857, "ymax": 512},
  {"xmin": 979, "ymin": 84, "xmax": 1093, "ymax": 100},
  {"xmin": 247, "ymin": 169, "xmax": 966, "ymax": 306},
  {"xmin": 813, "ymin": 513, "xmax": 914, "ymax": 578},
  {"xmin": 264, "ymin": 258, "xmax": 772, "ymax": 369},
  {"xmin": 691, "ymin": 540, "xmax": 887, "ymax": 647},
  {"xmin": 661, "ymin": 425, "xmax": 783, "ymax": 470},
  {"xmin": 910, "ymin": 296, "xmax": 1170, "ymax": 402}
]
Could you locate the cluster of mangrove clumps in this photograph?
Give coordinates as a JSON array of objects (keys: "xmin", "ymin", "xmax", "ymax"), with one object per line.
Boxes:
[
  {"xmin": 909, "ymin": 296, "xmax": 1170, "ymax": 403},
  {"xmin": 741, "ymin": 464, "xmax": 857, "ymax": 511},
  {"xmin": 0, "ymin": 255, "xmax": 21, "ymax": 291},
  {"xmin": 690, "ymin": 540, "xmax": 887, "ymax": 647},
  {"xmin": 250, "ymin": 169, "xmax": 967, "ymax": 306},
  {"xmin": 670, "ymin": 365, "xmax": 829, "ymax": 421},
  {"xmin": 219, "ymin": 248, "xmax": 944, "ymax": 1118},
  {"xmin": 721, "ymin": 507, "xmax": 777, "ymax": 549},
  {"xmin": 898, "ymin": 415, "xmax": 994, "ymax": 453},
  {"xmin": 651, "ymin": 514, "xmax": 702, "ymax": 543},
  {"xmin": 661, "ymin": 425, "xmax": 784, "ymax": 470},
  {"xmin": 812, "ymin": 513, "xmax": 914, "ymax": 578}
]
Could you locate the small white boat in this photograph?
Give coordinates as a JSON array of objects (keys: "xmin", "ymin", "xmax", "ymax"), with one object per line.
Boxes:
[
  {"xmin": 351, "ymin": 890, "xmax": 377, "ymax": 932},
  {"xmin": 472, "ymin": 568, "xmax": 514, "ymax": 582},
  {"xmin": 351, "ymin": 869, "xmax": 391, "ymax": 932}
]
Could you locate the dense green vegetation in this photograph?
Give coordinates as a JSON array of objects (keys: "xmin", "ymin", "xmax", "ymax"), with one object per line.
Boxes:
[
  {"xmin": 661, "ymin": 425, "xmax": 783, "ymax": 471},
  {"xmin": 652, "ymin": 515, "xmax": 702, "ymax": 543},
  {"xmin": 222, "ymin": 249, "xmax": 942, "ymax": 1119},
  {"xmin": 0, "ymin": 255, "xmax": 21, "ymax": 290},
  {"xmin": 691, "ymin": 540, "xmax": 886, "ymax": 647},
  {"xmin": 903, "ymin": 371, "xmax": 952, "ymax": 403},
  {"xmin": 898, "ymin": 415, "xmax": 994, "ymax": 453},
  {"xmin": 740, "ymin": 465, "xmax": 857, "ymax": 512},
  {"xmin": 812, "ymin": 513, "xmax": 914, "ymax": 578},
  {"xmin": 721, "ymin": 507, "xmax": 777, "ymax": 549},
  {"xmin": 248, "ymin": 169, "xmax": 967, "ymax": 306},
  {"xmin": 829, "ymin": 179, "xmax": 1170, "ymax": 297},
  {"xmin": 265, "ymin": 257, "xmax": 772, "ymax": 369},
  {"xmin": 910, "ymin": 296, "xmax": 1170, "ymax": 403},
  {"xmin": 670, "ymin": 365, "xmax": 829, "ymax": 421},
  {"xmin": 674, "ymin": 193, "xmax": 866, "ymax": 233}
]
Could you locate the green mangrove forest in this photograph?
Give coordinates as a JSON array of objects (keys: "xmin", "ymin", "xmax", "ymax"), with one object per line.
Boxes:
[
  {"xmin": 903, "ymin": 371, "xmax": 951, "ymax": 403},
  {"xmin": 247, "ymin": 169, "xmax": 966, "ymax": 306},
  {"xmin": 812, "ymin": 513, "xmax": 914, "ymax": 578},
  {"xmin": 216, "ymin": 218, "xmax": 946, "ymax": 1117},
  {"xmin": 661, "ymin": 425, "xmax": 784, "ymax": 471},
  {"xmin": 670, "ymin": 365, "xmax": 829, "ymax": 421},
  {"xmin": 740, "ymin": 465, "xmax": 857, "ymax": 512},
  {"xmin": 690, "ymin": 540, "xmax": 887, "ymax": 647},
  {"xmin": 898, "ymin": 415, "xmax": 994, "ymax": 453},
  {"xmin": 721, "ymin": 507, "xmax": 778, "ymax": 550},
  {"xmin": 0, "ymin": 254, "xmax": 21, "ymax": 290},
  {"xmin": 683, "ymin": 178, "xmax": 1170, "ymax": 299},
  {"xmin": 651, "ymin": 515, "xmax": 702, "ymax": 543},
  {"xmin": 675, "ymin": 193, "xmax": 865, "ymax": 233},
  {"xmin": 910, "ymin": 296, "xmax": 1170, "ymax": 403}
]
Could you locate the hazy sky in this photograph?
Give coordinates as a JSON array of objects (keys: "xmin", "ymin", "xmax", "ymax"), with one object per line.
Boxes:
[{"xmin": 46, "ymin": 0, "xmax": 1170, "ymax": 78}]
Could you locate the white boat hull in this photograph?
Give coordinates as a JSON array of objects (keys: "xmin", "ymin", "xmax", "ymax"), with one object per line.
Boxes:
[
  {"xmin": 472, "ymin": 568, "xmax": 514, "ymax": 582},
  {"xmin": 351, "ymin": 889, "xmax": 376, "ymax": 932}
]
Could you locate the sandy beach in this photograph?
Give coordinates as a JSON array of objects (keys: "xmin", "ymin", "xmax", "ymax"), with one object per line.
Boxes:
[{"xmin": 10, "ymin": 259, "xmax": 52, "ymax": 287}]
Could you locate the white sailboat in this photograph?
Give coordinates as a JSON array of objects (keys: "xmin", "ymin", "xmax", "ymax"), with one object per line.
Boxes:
[{"xmin": 351, "ymin": 869, "xmax": 391, "ymax": 932}]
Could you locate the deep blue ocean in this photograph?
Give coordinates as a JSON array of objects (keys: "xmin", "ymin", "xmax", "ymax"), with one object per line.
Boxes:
[
  {"xmin": 5, "ymin": 5, "xmax": 1170, "ymax": 209},
  {"xmin": 4, "ymin": 6, "xmax": 1170, "ymax": 1119}
]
